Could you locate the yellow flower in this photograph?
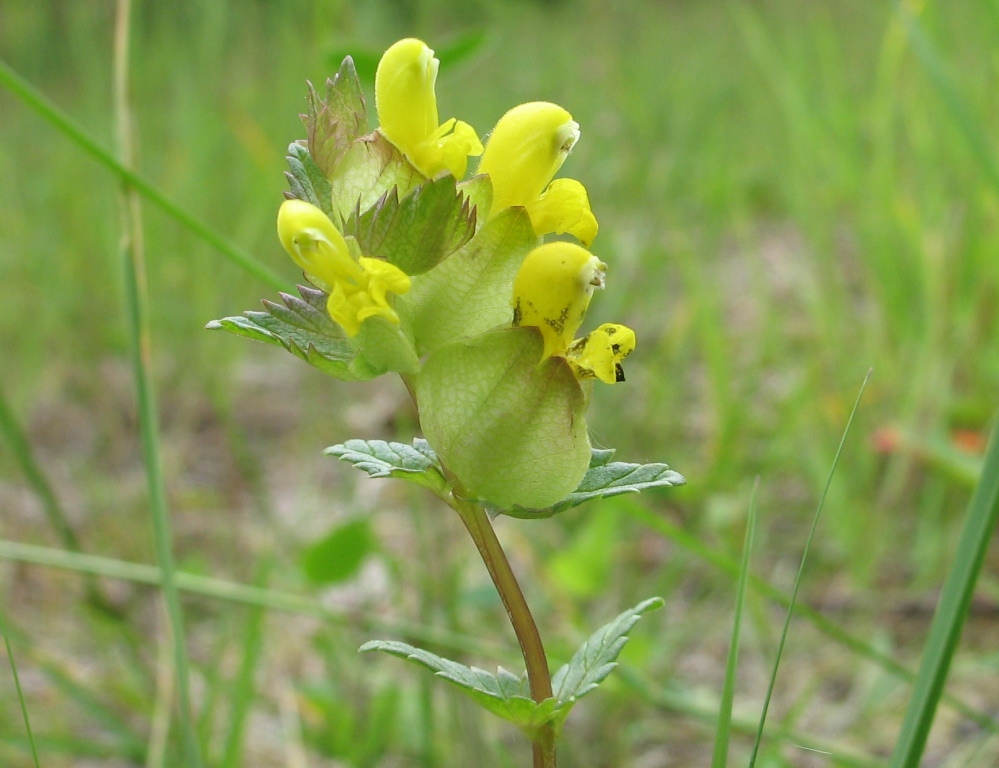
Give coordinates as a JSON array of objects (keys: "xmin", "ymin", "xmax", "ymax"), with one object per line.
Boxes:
[
  {"xmin": 566, "ymin": 324, "xmax": 636, "ymax": 384},
  {"xmin": 511, "ymin": 242, "xmax": 635, "ymax": 383},
  {"xmin": 512, "ymin": 242, "xmax": 606, "ymax": 359},
  {"xmin": 278, "ymin": 199, "xmax": 411, "ymax": 336},
  {"xmin": 375, "ymin": 38, "xmax": 483, "ymax": 178},
  {"xmin": 478, "ymin": 102, "xmax": 598, "ymax": 245}
]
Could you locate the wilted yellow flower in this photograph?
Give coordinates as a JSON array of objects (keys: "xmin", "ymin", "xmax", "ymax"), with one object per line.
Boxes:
[
  {"xmin": 278, "ymin": 199, "xmax": 411, "ymax": 336},
  {"xmin": 478, "ymin": 102, "xmax": 598, "ymax": 245},
  {"xmin": 375, "ymin": 38, "xmax": 483, "ymax": 178},
  {"xmin": 567, "ymin": 323, "xmax": 636, "ymax": 384},
  {"xmin": 512, "ymin": 242, "xmax": 606, "ymax": 359},
  {"xmin": 512, "ymin": 241, "xmax": 635, "ymax": 382}
]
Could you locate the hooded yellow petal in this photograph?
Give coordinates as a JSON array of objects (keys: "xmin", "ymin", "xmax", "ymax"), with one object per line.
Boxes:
[
  {"xmin": 375, "ymin": 38, "xmax": 440, "ymax": 155},
  {"xmin": 512, "ymin": 242, "xmax": 606, "ymax": 359},
  {"xmin": 478, "ymin": 102, "xmax": 579, "ymax": 213},
  {"xmin": 277, "ymin": 199, "xmax": 359, "ymax": 288},
  {"xmin": 375, "ymin": 39, "xmax": 483, "ymax": 178}
]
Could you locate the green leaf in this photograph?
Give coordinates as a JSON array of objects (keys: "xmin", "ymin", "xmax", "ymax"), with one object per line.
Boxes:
[
  {"xmin": 549, "ymin": 597, "xmax": 664, "ymax": 724},
  {"xmin": 358, "ymin": 640, "xmax": 559, "ymax": 735},
  {"xmin": 323, "ymin": 438, "xmax": 448, "ymax": 494},
  {"xmin": 304, "ymin": 56, "xmax": 367, "ymax": 178},
  {"xmin": 285, "ymin": 142, "xmax": 333, "ymax": 216},
  {"xmin": 417, "ymin": 326, "xmax": 591, "ymax": 510},
  {"xmin": 301, "ymin": 518, "xmax": 376, "ymax": 585},
  {"xmin": 498, "ymin": 448, "xmax": 686, "ymax": 519},
  {"xmin": 361, "ymin": 597, "xmax": 663, "ymax": 736},
  {"xmin": 346, "ymin": 174, "xmax": 477, "ymax": 275},
  {"xmin": 206, "ymin": 285, "xmax": 378, "ymax": 381},
  {"xmin": 329, "ymin": 132, "xmax": 425, "ymax": 227},
  {"xmin": 406, "ymin": 208, "xmax": 538, "ymax": 355}
]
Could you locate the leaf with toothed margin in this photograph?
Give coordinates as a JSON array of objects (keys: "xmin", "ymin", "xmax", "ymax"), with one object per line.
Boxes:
[
  {"xmin": 358, "ymin": 640, "xmax": 560, "ymax": 737},
  {"xmin": 546, "ymin": 598, "xmax": 664, "ymax": 728},
  {"xmin": 324, "ymin": 438, "xmax": 448, "ymax": 494},
  {"xmin": 360, "ymin": 597, "xmax": 663, "ymax": 737},
  {"xmin": 205, "ymin": 285, "xmax": 378, "ymax": 381},
  {"xmin": 494, "ymin": 448, "xmax": 686, "ymax": 519},
  {"xmin": 328, "ymin": 132, "xmax": 426, "ymax": 228},
  {"xmin": 304, "ymin": 56, "xmax": 367, "ymax": 178},
  {"xmin": 285, "ymin": 142, "xmax": 333, "ymax": 216},
  {"xmin": 345, "ymin": 174, "xmax": 477, "ymax": 276}
]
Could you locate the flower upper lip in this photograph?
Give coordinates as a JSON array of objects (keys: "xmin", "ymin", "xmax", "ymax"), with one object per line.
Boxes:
[
  {"xmin": 477, "ymin": 102, "xmax": 598, "ymax": 246},
  {"xmin": 375, "ymin": 38, "xmax": 484, "ymax": 179}
]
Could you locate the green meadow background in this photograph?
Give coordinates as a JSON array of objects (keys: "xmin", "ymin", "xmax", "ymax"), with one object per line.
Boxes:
[{"xmin": 2, "ymin": 0, "xmax": 998, "ymax": 765}]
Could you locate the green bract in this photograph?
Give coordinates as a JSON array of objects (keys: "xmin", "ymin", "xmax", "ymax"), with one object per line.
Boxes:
[{"xmin": 418, "ymin": 327, "xmax": 590, "ymax": 509}]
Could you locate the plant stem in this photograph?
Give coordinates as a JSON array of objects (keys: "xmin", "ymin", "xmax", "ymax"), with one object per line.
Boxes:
[{"xmin": 450, "ymin": 495, "xmax": 557, "ymax": 767}]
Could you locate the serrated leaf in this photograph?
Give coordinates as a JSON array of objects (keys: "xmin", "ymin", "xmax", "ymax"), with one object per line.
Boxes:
[
  {"xmin": 549, "ymin": 597, "xmax": 664, "ymax": 724},
  {"xmin": 301, "ymin": 517, "xmax": 375, "ymax": 585},
  {"xmin": 329, "ymin": 132, "xmax": 425, "ymax": 228},
  {"xmin": 359, "ymin": 640, "xmax": 560, "ymax": 733},
  {"xmin": 406, "ymin": 208, "xmax": 539, "ymax": 354},
  {"xmin": 304, "ymin": 56, "xmax": 367, "ymax": 177},
  {"xmin": 206, "ymin": 285, "xmax": 378, "ymax": 381},
  {"xmin": 497, "ymin": 448, "xmax": 686, "ymax": 519},
  {"xmin": 323, "ymin": 438, "xmax": 448, "ymax": 493},
  {"xmin": 346, "ymin": 175, "xmax": 476, "ymax": 275},
  {"xmin": 285, "ymin": 142, "xmax": 333, "ymax": 215}
]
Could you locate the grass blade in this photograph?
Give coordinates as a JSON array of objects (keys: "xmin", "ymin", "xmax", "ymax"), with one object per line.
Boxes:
[
  {"xmin": 0, "ymin": 384, "xmax": 81, "ymax": 553},
  {"xmin": 748, "ymin": 370, "xmax": 871, "ymax": 766},
  {"xmin": 0, "ymin": 604, "xmax": 40, "ymax": 768},
  {"xmin": 620, "ymin": 667, "xmax": 881, "ymax": 768},
  {"xmin": 0, "ymin": 59, "xmax": 284, "ymax": 291},
  {"xmin": 888, "ymin": 417, "xmax": 999, "ymax": 767},
  {"xmin": 711, "ymin": 478, "xmax": 759, "ymax": 768},
  {"xmin": 623, "ymin": 503, "xmax": 997, "ymax": 733},
  {"xmin": 113, "ymin": 2, "xmax": 202, "ymax": 764},
  {"xmin": 894, "ymin": 0, "xmax": 999, "ymax": 198},
  {"xmin": 219, "ymin": 561, "xmax": 271, "ymax": 768},
  {"xmin": 0, "ymin": 539, "xmax": 489, "ymax": 657}
]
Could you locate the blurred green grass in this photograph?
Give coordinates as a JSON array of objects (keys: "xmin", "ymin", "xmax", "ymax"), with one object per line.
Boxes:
[{"xmin": 1, "ymin": 0, "xmax": 998, "ymax": 766}]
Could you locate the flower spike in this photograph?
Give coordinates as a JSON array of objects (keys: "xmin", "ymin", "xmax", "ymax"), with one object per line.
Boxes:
[{"xmin": 375, "ymin": 38, "xmax": 483, "ymax": 178}]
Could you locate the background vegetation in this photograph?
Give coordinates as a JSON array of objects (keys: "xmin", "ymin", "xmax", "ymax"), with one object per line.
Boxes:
[{"xmin": 1, "ymin": 0, "xmax": 997, "ymax": 765}]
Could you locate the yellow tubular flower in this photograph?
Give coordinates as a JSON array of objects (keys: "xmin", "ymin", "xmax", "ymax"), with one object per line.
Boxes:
[
  {"xmin": 512, "ymin": 242, "xmax": 606, "ymax": 359},
  {"xmin": 477, "ymin": 102, "xmax": 598, "ymax": 245},
  {"xmin": 567, "ymin": 323, "xmax": 637, "ymax": 384},
  {"xmin": 375, "ymin": 38, "xmax": 483, "ymax": 178},
  {"xmin": 278, "ymin": 199, "xmax": 411, "ymax": 337}
]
